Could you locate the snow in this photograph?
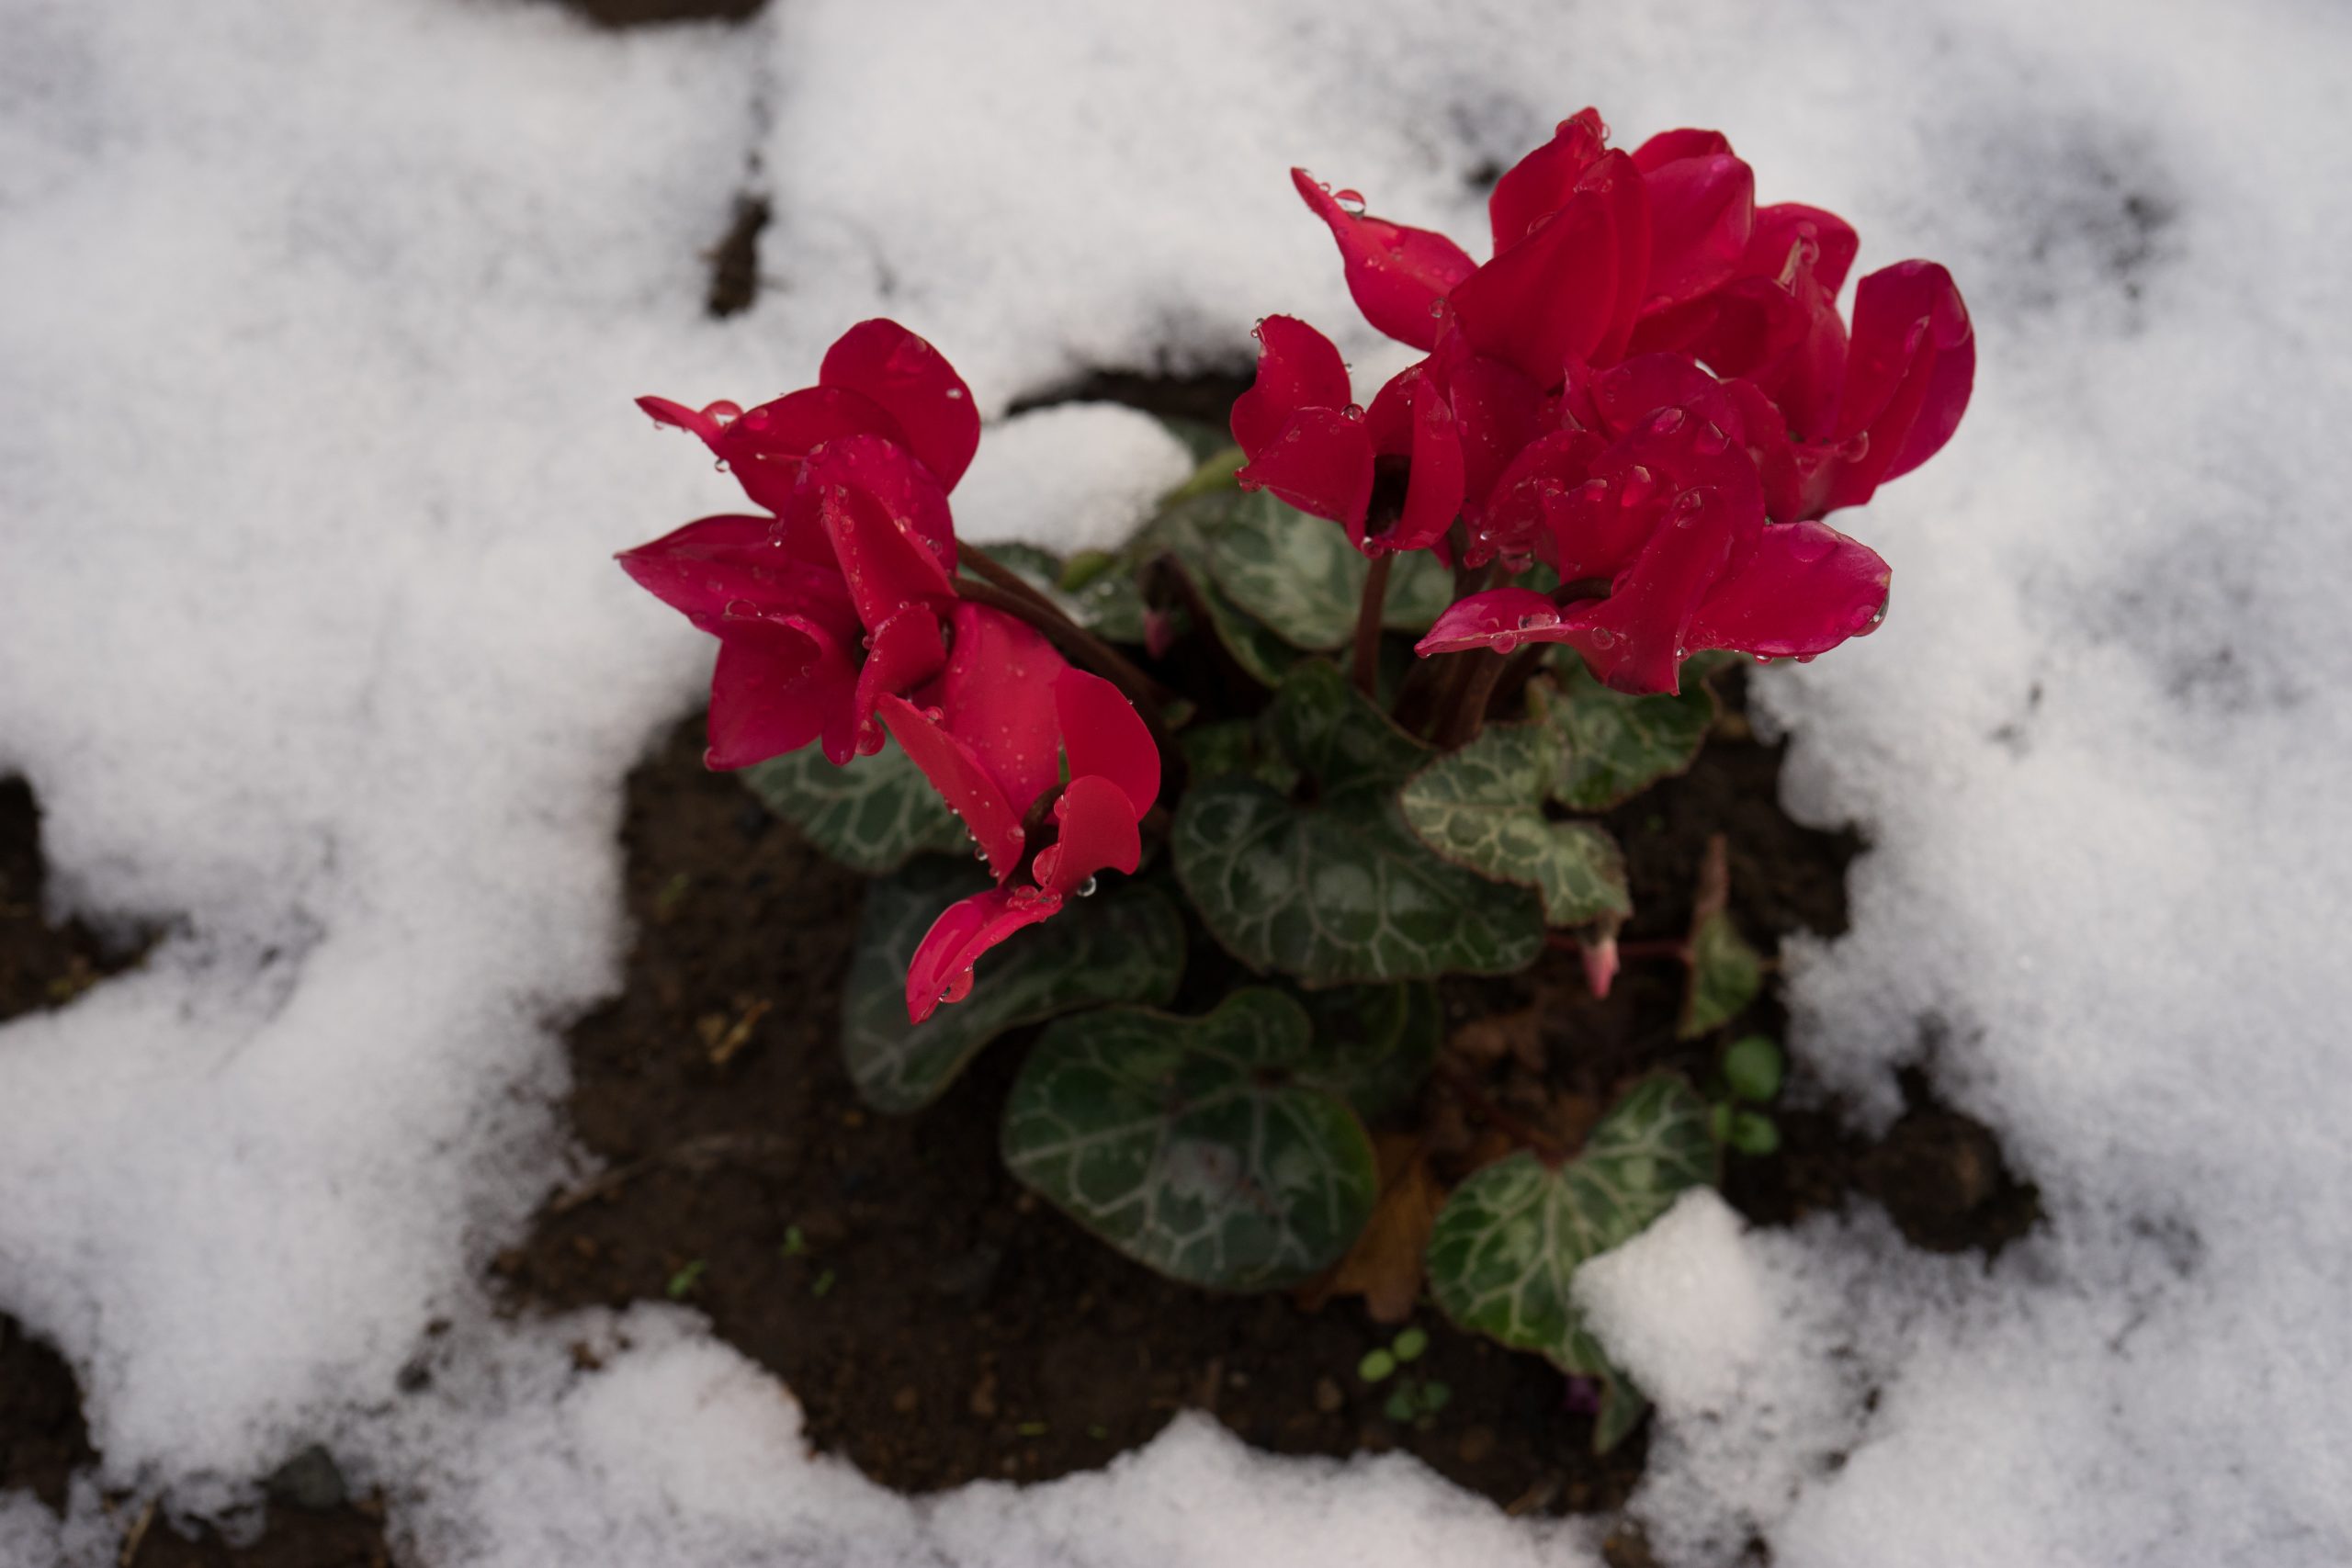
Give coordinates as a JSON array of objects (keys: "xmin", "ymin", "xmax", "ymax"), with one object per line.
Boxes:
[{"xmin": 3, "ymin": 0, "xmax": 2349, "ymax": 1563}]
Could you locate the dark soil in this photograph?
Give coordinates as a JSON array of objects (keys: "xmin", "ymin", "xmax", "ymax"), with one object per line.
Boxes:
[
  {"xmin": 551, "ymin": 0, "xmax": 766, "ymax": 28},
  {"xmin": 498, "ymin": 670, "xmax": 2039, "ymax": 1517},
  {"xmin": 0, "ymin": 776, "xmax": 135, "ymax": 1022}
]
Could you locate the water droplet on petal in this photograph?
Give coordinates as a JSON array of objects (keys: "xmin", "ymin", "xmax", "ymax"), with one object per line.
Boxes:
[
  {"xmin": 1619, "ymin": 467, "xmax": 1656, "ymax": 507},
  {"xmin": 945, "ymin": 387, "xmax": 964, "ymax": 400},
  {"xmin": 1516, "ymin": 609, "xmax": 1559, "ymax": 631},
  {"xmin": 1694, "ymin": 422, "xmax": 1729, "ymax": 456},
  {"xmin": 922, "ymin": 705, "xmax": 944, "ymax": 723},
  {"xmin": 713, "ymin": 458, "xmax": 729, "ymax": 473},
  {"xmin": 1429, "ymin": 299, "xmax": 1448, "ymax": 319},
  {"xmin": 1491, "ymin": 632, "xmax": 1520, "ymax": 653},
  {"xmin": 1649, "ymin": 407, "xmax": 1688, "ymax": 435},
  {"xmin": 1341, "ymin": 403, "xmax": 1364, "ymax": 421},
  {"xmin": 1589, "ymin": 626, "xmax": 1616, "ymax": 649},
  {"xmin": 1077, "ymin": 875, "xmax": 1099, "ymax": 897},
  {"xmin": 704, "ymin": 400, "xmax": 743, "ymax": 425},
  {"xmin": 1335, "ymin": 188, "xmax": 1366, "ymax": 216}
]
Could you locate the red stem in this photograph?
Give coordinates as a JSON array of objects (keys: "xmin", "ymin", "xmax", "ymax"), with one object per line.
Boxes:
[{"xmin": 1351, "ymin": 550, "xmax": 1393, "ymax": 698}]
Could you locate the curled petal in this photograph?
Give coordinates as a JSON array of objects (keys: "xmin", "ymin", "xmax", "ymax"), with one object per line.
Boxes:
[
  {"xmin": 1415, "ymin": 587, "xmax": 1578, "ymax": 656},
  {"xmin": 1634, "ymin": 140, "xmax": 1754, "ymax": 308},
  {"xmin": 1031, "ymin": 774, "xmax": 1144, "ymax": 897},
  {"xmin": 716, "ymin": 385, "xmax": 908, "ymax": 513},
  {"xmin": 797, "ymin": 435, "xmax": 958, "ymax": 630},
  {"xmin": 1236, "ymin": 406, "xmax": 1374, "ymax": 535},
  {"xmin": 1686, "ymin": 520, "xmax": 1892, "ymax": 659},
  {"xmin": 1554, "ymin": 477, "xmax": 1750, "ymax": 694},
  {"xmin": 1547, "ymin": 397, "xmax": 1769, "ymax": 583},
  {"xmin": 849, "ymin": 605, "xmax": 948, "ymax": 761},
  {"xmin": 1589, "ymin": 355, "xmax": 1749, "ymax": 439},
  {"xmin": 706, "ymin": 610, "xmax": 857, "ymax": 771},
  {"xmin": 1053, "ymin": 668, "xmax": 1159, "ymax": 818},
  {"xmin": 616, "ymin": 513, "xmax": 853, "ymax": 637},
  {"xmin": 1431, "ymin": 337, "xmax": 1544, "ymax": 515},
  {"xmin": 636, "ymin": 395, "xmax": 734, "ymax": 448},
  {"xmin": 1381, "ymin": 374, "xmax": 1467, "ymax": 553},
  {"xmin": 1232, "ymin": 316, "xmax": 1354, "ymax": 455},
  {"xmin": 1752, "ymin": 203, "xmax": 1859, "ymax": 296},
  {"xmin": 876, "ymin": 694, "xmax": 1026, "ymax": 879},
  {"xmin": 1292, "ymin": 168, "xmax": 1477, "ymax": 352},
  {"xmin": 1809, "ymin": 262, "xmax": 1974, "ymax": 513},
  {"xmin": 1474, "ymin": 428, "xmax": 1604, "ymax": 566},
  {"xmin": 905, "ymin": 886, "xmax": 1063, "ymax": 1023},
  {"xmin": 1451, "ymin": 152, "xmax": 1651, "ymax": 382},
  {"xmin": 819, "ymin": 319, "xmax": 981, "ymax": 489},
  {"xmin": 1488, "ymin": 108, "xmax": 1608, "ymax": 254},
  {"xmin": 933, "ymin": 603, "xmax": 1066, "ymax": 811}
]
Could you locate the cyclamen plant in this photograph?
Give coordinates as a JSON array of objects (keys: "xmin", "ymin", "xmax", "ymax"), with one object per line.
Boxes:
[{"xmin": 619, "ymin": 107, "xmax": 1971, "ymax": 1450}]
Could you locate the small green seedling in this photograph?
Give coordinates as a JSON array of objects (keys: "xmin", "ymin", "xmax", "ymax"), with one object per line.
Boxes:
[
  {"xmin": 1358, "ymin": 1325, "xmax": 1448, "ymax": 1427},
  {"xmin": 780, "ymin": 1224, "xmax": 809, "ymax": 1258},
  {"xmin": 664, "ymin": 1259, "xmax": 707, "ymax": 1300},
  {"xmin": 1711, "ymin": 1034, "xmax": 1785, "ymax": 1156},
  {"xmin": 1722, "ymin": 1034, "xmax": 1784, "ymax": 1102},
  {"xmin": 810, "ymin": 1268, "xmax": 837, "ymax": 1298}
]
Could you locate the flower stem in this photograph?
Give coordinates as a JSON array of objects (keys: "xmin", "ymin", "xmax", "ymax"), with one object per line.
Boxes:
[
  {"xmin": 1436, "ymin": 651, "xmax": 1508, "ymax": 750},
  {"xmin": 956, "ymin": 545, "xmax": 1177, "ymax": 711},
  {"xmin": 1351, "ymin": 550, "xmax": 1393, "ymax": 697}
]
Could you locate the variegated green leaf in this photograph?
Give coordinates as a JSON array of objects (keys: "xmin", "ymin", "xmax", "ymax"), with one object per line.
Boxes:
[
  {"xmin": 1295, "ymin": 980, "xmax": 1443, "ymax": 1118},
  {"xmin": 1191, "ymin": 489, "xmax": 1463, "ymax": 651},
  {"xmin": 1001, "ymin": 989, "xmax": 1378, "ymax": 1290},
  {"xmin": 841, "ymin": 859, "xmax": 1185, "ymax": 1113},
  {"xmin": 1398, "ymin": 724, "xmax": 1633, "ymax": 927},
  {"xmin": 741, "ymin": 738, "xmax": 967, "ymax": 874},
  {"xmin": 1544, "ymin": 658, "xmax": 1720, "ymax": 812},
  {"xmin": 1425, "ymin": 1075, "xmax": 1716, "ymax": 1448},
  {"xmin": 1679, "ymin": 911, "xmax": 1763, "ymax": 1039},
  {"xmin": 1173, "ymin": 663, "xmax": 1544, "ymax": 984}
]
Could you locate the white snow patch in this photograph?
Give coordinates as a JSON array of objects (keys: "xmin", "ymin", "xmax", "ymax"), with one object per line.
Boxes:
[
  {"xmin": 952, "ymin": 403, "xmax": 1196, "ymax": 553},
  {"xmin": 1575, "ymin": 1190, "xmax": 1769, "ymax": 1418},
  {"xmin": 3, "ymin": 0, "xmax": 2350, "ymax": 1562}
]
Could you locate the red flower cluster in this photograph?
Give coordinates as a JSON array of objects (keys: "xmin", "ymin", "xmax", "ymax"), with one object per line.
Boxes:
[
  {"xmin": 617, "ymin": 321, "xmax": 1161, "ymax": 1021},
  {"xmin": 1234, "ymin": 107, "xmax": 1974, "ymax": 693}
]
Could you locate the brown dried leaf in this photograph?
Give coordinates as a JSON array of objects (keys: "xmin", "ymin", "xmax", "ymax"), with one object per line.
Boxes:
[{"xmin": 1297, "ymin": 1134, "xmax": 1442, "ymax": 1323}]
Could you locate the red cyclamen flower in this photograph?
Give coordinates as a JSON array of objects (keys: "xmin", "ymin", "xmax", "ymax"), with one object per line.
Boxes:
[
  {"xmin": 616, "ymin": 319, "xmax": 979, "ymax": 768},
  {"xmin": 882, "ymin": 664, "xmax": 1162, "ymax": 1022},
  {"xmin": 1243, "ymin": 107, "xmax": 1973, "ymax": 690}
]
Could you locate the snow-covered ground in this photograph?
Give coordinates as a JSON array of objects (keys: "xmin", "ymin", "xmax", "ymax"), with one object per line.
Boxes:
[{"xmin": 3, "ymin": 0, "xmax": 2346, "ymax": 1562}]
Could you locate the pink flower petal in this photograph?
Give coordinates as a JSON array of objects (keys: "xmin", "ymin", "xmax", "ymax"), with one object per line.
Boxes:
[
  {"xmin": 1053, "ymin": 668, "xmax": 1159, "ymax": 818},
  {"xmin": 1385, "ymin": 372, "xmax": 1467, "ymax": 553},
  {"xmin": 1450, "ymin": 152, "xmax": 1651, "ymax": 383},
  {"xmin": 615, "ymin": 513, "xmax": 854, "ymax": 637},
  {"xmin": 1471, "ymin": 428, "xmax": 1604, "ymax": 566},
  {"xmin": 1488, "ymin": 108, "xmax": 1608, "ymax": 254},
  {"xmin": 876, "ymin": 693, "xmax": 1027, "ymax": 880},
  {"xmin": 1554, "ymin": 470, "xmax": 1753, "ymax": 694},
  {"xmin": 1232, "ymin": 315, "xmax": 1354, "ymax": 456},
  {"xmin": 796, "ymin": 435, "xmax": 959, "ymax": 631},
  {"xmin": 1031, "ymin": 774, "xmax": 1143, "ymax": 897},
  {"xmin": 705, "ymin": 610, "xmax": 857, "ymax": 770},
  {"xmin": 818, "ymin": 319, "xmax": 981, "ymax": 490},
  {"xmin": 1235, "ymin": 406, "xmax": 1374, "ymax": 536},
  {"xmin": 849, "ymin": 604, "xmax": 949, "ymax": 761},
  {"xmin": 1686, "ymin": 519, "xmax": 1892, "ymax": 659},
  {"xmin": 1808, "ymin": 261, "xmax": 1973, "ymax": 513},
  {"xmin": 1414, "ymin": 587, "xmax": 1578, "ymax": 656},
  {"xmin": 717, "ymin": 385, "xmax": 910, "ymax": 513},
  {"xmin": 1292, "ymin": 168, "xmax": 1477, "ymax": 352},
  {"xmin": 1633, "ymin": 139, "xmax": 1755, "ymax": 309},
  {"xmin": 931, "ymin": 603, "xmax": 1066, "ymax": 812},
  {"xmin": 1431, "ymin": 335, "xmax": 1544, "ymax": 516},
  {"xmin": 905, "ymin": 886, "xmax": 1064, "ymax": 1023}
]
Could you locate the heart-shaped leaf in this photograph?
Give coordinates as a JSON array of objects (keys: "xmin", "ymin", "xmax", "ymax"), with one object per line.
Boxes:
[
  {"xmin": 1188, "ymin": 489, "xmax": 1461, "ymax": 653},
  {"xmin": 1425, "ymin": 1075, "xmax": 1716, "ymax": 1447},
  {"xmin": 1679, "ymin": 833, "xmax": 1763, "ymax": 1039},
  {"xmin": 1544, "ymin": 657, "xmax": 1720, "ymax": 811},
  {"xmin": 1174, "ymin": 662, "xmax": 1544, "ymax": 984},
  {"xmin": 741, "ymin": 737, "xmax": 967, "ymax": 874},
  {"xmin": 1001, "ymin": 988, "xmax": 1379, "ymax": 1290},
  {"xmin": 841, "ymin": 858, "xmax": 1186, "ymax": 1113},
  {"xmin": 1398, "ymin": 723, "xmax": 1633, "ymax": 927},
  {"xmin": 1295, "ymin": 980, "xmax": 1443, "ymax": 1118},
  {"xmin": 980, "ymin": 540, "xmax": 1151, "ymax": 642}
]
